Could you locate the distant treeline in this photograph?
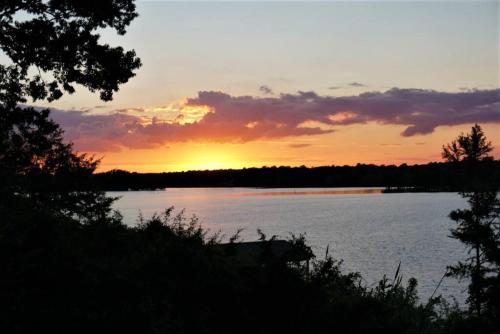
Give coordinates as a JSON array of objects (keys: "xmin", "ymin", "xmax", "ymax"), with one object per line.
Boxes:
[{"xmin": 93, "ymin": 160, "xmax": 500, "ymax": 191}]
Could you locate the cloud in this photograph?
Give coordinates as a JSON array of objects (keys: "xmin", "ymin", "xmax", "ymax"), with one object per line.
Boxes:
[
  {"xmin": 329, "ymin": 82, "xmax": 367, "ymax": 89},
  {"xmin": 349, "ymin": 82, "xmax": 366, "ymax": 87},
  {"xmin": 379, "ymin": 143, "xmax": 402, "ymax": 147},
  {"xmin": 289, "ymin": 143, "xmax": 312, "ymax": 149},
  {"xmin": 259, "ymin": 85, "xmax": 274, "ymax": 95},
  {"xmin": 114, "ymin": 107, "xmax": 146, "ymax": 114},
  {"xmin": 48, "ymin": 88, "xmax": 500, "ymax": 152}
]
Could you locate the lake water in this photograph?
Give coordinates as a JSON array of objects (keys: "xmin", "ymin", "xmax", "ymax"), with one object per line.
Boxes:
[{"xmin": 110, "ymin": 187, "xmax": 468, "ymax": 303}]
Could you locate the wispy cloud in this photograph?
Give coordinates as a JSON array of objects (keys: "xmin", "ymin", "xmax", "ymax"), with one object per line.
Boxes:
[
  {"xmin": 379, "ymin": 143, "xmax": 402, "ymax": 147},
  {"xmin": 288, "ymin": 143, "xmax": 312, "ymax": 149},
  {"xmin": 49, "ymin": 88, "xmax": 500, "ymax": 152},
  {"xmin": 349, "ymin": 82, "xmax": 366, "ymax": 87},
  {"xmin": 259, "ymin": 85, "xmax": 274, "ymax": 95},
  {"xmin": 328, "ymin": 82, "xmax": 367, "ymax": 90}
]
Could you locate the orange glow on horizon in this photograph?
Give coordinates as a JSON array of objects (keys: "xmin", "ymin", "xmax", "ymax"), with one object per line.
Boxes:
[
  {"xmin": 173, "ymin": 148, "xmax": 247, "ymax": 171},
  {"xmin": 92, "ymin": 123, "xmax": 500, "ymax": 173}
]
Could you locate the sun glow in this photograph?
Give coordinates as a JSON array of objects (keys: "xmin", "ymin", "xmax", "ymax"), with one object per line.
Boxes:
[{"xmin": 174, "ymin": 146, "xmax": 247, "ymax": 171}]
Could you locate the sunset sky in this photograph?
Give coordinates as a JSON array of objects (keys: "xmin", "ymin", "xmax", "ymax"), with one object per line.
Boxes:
[{"xmin": 38, "ymin": 1, "xmax": 499, "ymax": 172}]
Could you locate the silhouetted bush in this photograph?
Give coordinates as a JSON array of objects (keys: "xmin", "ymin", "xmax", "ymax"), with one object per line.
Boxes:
[{"xmin": 0, "ymin": 200, "xmax": 476, "ymax": 333}]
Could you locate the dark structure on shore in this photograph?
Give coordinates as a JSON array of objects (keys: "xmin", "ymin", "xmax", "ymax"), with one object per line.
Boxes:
[{"xmin": 217, "ymin": 240, "xmax": 314, "ymax": 267}]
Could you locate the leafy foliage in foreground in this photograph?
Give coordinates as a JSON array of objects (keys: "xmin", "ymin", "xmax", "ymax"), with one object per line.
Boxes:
[
  {"xmin": 0, "ymin": 0, "xmax": 141, "ymax": 106},
  {"xmin": 0, "ymin": 201, "xmax": 477, "ymax": 334}
]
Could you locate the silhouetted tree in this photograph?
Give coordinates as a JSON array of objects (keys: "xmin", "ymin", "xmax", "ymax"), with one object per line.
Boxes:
[
  {"xmin": 0, "ymin": 0, "xmax": 141, "ymax": 220},
  {"xmin": 444, "ymin": 125, "xmax": 499, "ymax": 329},
  {"xmin": 442, "ymin": 124, "xmax": 493, "ymax": 163},
  {"xmin": 0, "ymin": 0, "xmax": 141, "ymax": 107},
  {"xmin": 447, "ymin": 192, "xmax": 500, "ymax": 319},
  {"xmin": 0, "ymin": 106, "xmax": 117, "ymax": 222}
]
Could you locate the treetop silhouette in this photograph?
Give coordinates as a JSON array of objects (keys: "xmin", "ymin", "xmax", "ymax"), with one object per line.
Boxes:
[
  {"xmin": 0, "ymin": 0, "xmax": 141, "ymax": 107},
  {"xmin": 442, "ymin": 124, "xmax": 493, "ymax": 163}
]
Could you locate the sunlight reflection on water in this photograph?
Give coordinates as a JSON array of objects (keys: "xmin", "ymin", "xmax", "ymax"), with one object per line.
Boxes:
[{"xmin": 238, "ymin": 188, "xmax": 383, "ymax": 196}]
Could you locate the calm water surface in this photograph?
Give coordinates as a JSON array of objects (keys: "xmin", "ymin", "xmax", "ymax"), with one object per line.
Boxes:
[{"xmin": 110, "ymin": 187, "xmax": 468, "ymax": 303}]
